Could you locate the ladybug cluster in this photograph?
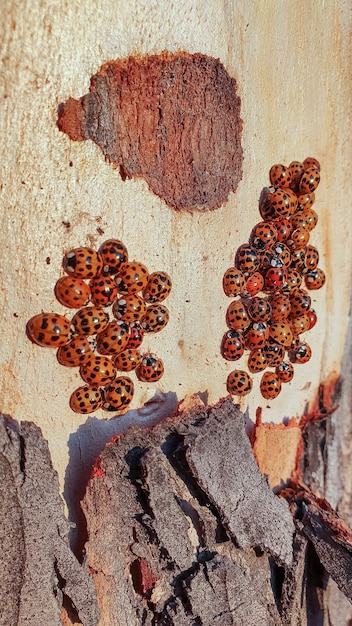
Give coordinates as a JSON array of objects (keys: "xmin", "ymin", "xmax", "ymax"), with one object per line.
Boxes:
[
  {"xmin": 26, "ymin": 240, "xmax": 172, "ymax": 414},
  {"xmin": 222, "ymin": 157, "xmax": 326, "ymax": 400}
]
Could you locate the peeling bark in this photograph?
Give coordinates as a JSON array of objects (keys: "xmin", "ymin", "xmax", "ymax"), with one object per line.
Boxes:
[
  {"xmin": 0, "ymin": 416, "xmax": 99, "ymax": 626},
  {"xmin": 57, "ymin": 52, "xmax": 243, "ymax": 212}
]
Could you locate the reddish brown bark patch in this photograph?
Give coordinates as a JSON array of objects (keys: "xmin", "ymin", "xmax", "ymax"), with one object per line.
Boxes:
[{"xmin": 57, "ymin": 52, "xmax": 243, "ymax": 211}]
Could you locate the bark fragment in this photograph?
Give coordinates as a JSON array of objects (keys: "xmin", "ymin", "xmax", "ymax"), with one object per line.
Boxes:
[
  {"xmin": 58, "ymin": 52, "xmax": 243, "ymax": 212},
  {"xmin": 82, "ymin": 398, "xmax": 292, "ymax": 625},
  {"xmin": 0, "ymin": 416, "xmax": 99, "ymax": 626}
]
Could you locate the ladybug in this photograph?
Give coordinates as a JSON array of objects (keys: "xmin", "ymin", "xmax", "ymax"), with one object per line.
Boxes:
[
  {"xmin": 290, "ymin": 248, "xmax": 306, "ymax": 273},
  {"xmin": 301, "ymin": 207, "xmax": 318, "ymax": 231},
  {"xmin": 135, "ymin": 353, "xmax": 164, "ymax": 382},
  {"xmin": 297, "ymin": 192, "xmax": 315, "ymax": 211},
  {"xmin": 250, "ymin": 221, "xmax": 278, "ymax": 250},
  {"xmin": 220, "ymin": 329, "xmax": 245, "ymax": 361},
  {"xmin": 69, "ymin": 384, "xmax": 103, "ymax": 414},
  {"xmin": 244, "ymin": 271, "xmax": 264, "ymax": 297},
  {"xmin": 113, "ymin": 348, "xmax": 142, "ymax": 372},
  {"xmin": 303, "ymin": 245, "xmax": 319, "ymax": 272},
  {"xmin": 289, "ymin": 288, "xmax": 311, "ymax": 316},
  {"xmin": 259, "ymin": 187, "xmax": 277, "ymax": 221},
  {"xmin": 102, "ymin": 376, "xmax": 134, "ymax": 411},
  {"xmin": 269, "ymin": 164, "xmax": 292, "ymax": 188},
  {"xmin": 79, "ymin": 354, "xmax": 117, "ymax": 386},
  {"xmin": 268, "ymin": 293, "xmax": 291, "ymax": 321},
  {"xmin": 262, "ymin": 341, "xmax": 285, "ymax": 366},
  {"xmin": 303, "ymin": 157, "xmax": 320, "ymax": 171},
  {"xmin": 54, "ymin": 276, "xmax": 91, "ymax": 309},
  {"xmin": 306, "ymin": 309, "xmax": 317, "ymax": 330},
  {"xmin": 112, "ymin": 294, "xmax": 147, "ymax": 323},
  {"xmin": 142, "ymin": 271, "xmax": 172, "ymax": 303},
  {"xmin": 245, "ymin": 296, "xmax": 272, "ymax": 322},
  {"xmin": 260, "ymin": 371, "xmax": 282, "ymax": 399},
  {"xmin": 269, "ymin": 321, "xmax": 293, "ymax": 347},
  {"xmin": 273, "ymin": 217, "xmax": 293, "ymax": 243},
  {"xmin": 226, "ymin": 300, "xmax": 251, "ymax": 332},
  {"xmin": 98, "ymin": 239, "xmax": 128, "ymax": 275},
  {"xmin": 264, "ymin": 266, "xmax": 287, "ymax": 292},
  {"xmin": 116, "ymin": 261, "xmax": 149, "ymax": 294},
  {"xmin": 299, "ymin": 166, "xmax": 320, "ymax": 194},
  {"xmin": 289, "ymin": 342, "xmax": 312, "ymax": 364},
  {"xmin": 72, "ymin": 306, "xmax": 109, "ymax": 336},
  {"xmin": 288, "ymin": 227, "xmax": 310, "ymax": 250},
  {"xmin": 226, "ymin": 370, "xmax": 253, "ymax": 397},
  {"xmin": 290, "ymin": 212, "xmax": 310, "ymax": 231},
  {"xmin": 288, "ymin": 161, "xmax": 304, "ymax": 190},
  {"xmin": 276, "ymin": 361, "xmax": 294, "ymax": 383},
  {"xmin": 89, "ymin": 275, "xmax": 118, "ymax": 306},
  {"xmin": 234, "ymin": 244, "xmax": 260, "ymax": 276},
  {"xmin": 290, "ymin": 314, "xmax": 311, "ymax": 335},
  {"xmin": 270, "ymin": 188, "xmax": 297, "ymax": 217},
  {"xmin": 267, "ymin": 242, "xmax": 292, "ymax": 267},
  {"xmin": 141, "ymin": 304, "xmax": 170, "ymax": 333},
  {"xmin": 243, "ymin": 322, "xmax": 269, "ymax": 350},
  {"xmin": 57, "ymin": 335, "xmax": 95, "ymax": 367},
  {"xmin": 27, "ymin": 312, "xmax": 71, "ymax": 347},
  {"xmin": 63, "ymin": 247, "xmax": 103, "ymax": 279},
  {"xmin": 247, "ymin": 349, "xmax": 268, "ymax": 373},
  {"xmin": 223, "ymin": 267, "xmax": 246, "ymax": 297},
  {"xmin": 96, "ymin": 320, "xmax": 130, "ymax": 355},
  {"xmin": 283, "ymin": 268, "xmax": 302, "ymax": 293},
  {"xmin": 305, "ymin": 268, "xmax": 326, "ymax": 290},
  {"xmin": 126, "ymin": 322, "xmax": 145, "ymax": 349}
]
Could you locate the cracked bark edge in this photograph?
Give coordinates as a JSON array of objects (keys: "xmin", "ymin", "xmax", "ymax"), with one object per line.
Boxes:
[
  {"xmin": 82, "ymin": 397, "xmax": 293, "ymax": 625},
  {"xmin": 0, "ymin": 416, "xmax": 99, "ymax": 626}
]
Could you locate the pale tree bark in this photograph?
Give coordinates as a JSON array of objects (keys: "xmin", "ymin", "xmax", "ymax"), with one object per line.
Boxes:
[{"xmin": 1, "ymin": 1, "xmax": 352, "ymax": 624}]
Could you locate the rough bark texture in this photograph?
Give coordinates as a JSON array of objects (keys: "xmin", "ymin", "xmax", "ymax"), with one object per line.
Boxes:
[
  {"xmin": 57, "ymin": 52, "xmax": 243, "ymax": 212},
  {"xmin": 0, "ymin": 415, "xmax": 99, "ymax": 626},
  {"xmin": 2, "ymin": 398, "xmax": 352, "ymax": 625},
  {"xmin": 82, "ymin": 398, "xmax": 291, "ymax": 625}
]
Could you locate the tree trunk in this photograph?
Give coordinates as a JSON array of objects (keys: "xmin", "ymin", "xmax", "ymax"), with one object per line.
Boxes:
[{"xmin": 1, "ymin": 1, "xmax": 352, "ymax": 624}]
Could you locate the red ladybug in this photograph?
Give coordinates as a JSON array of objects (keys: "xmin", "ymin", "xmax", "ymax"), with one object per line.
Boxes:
[
  {"xmin": 223, "ymin": 267, "xmax": 245, "ymax": 297},
  {"xmin": 96, "ymin": 320, "xmax": 130, "ymax": 355},
  {"xmin": 57, "ymin": 335, "xmax": 95, "ymax": 367},
  {"xmin": 226, "ymin": 370, "xmax": 253, "ymax": 396},
  {"xmin": 69, "ymin": 385, "xmax": 103, "ymax": 414},
  {"xmin": 63, "ymin": 247, "xmax": 103, "ymax": 278},
  {"xmin": 221, "ymin": 330, "xmax": 245, "ymax": 361},
  {"xmin": 116, "ymin": 261, "xmax": 149, "ymax": 294},
  {"xmin": 54, "ymin": 276, "xmax": 91, "ymax": 308},
  {"xmin": 72, "ymin": 306, "xmax": 109, "ymax": 336},
  {"xmin": 102, "ymin": 376, "xmax": 134, "ymax": 411},
  {"xmin": 98, "ymin": 239, "xmax": 128, "ymax": 275},
  {"xmin": 226, "ymin": 300, "xmax": 251, "ymax": 332},
  {"xmin": 89, "ymin": 275, "xmax": 118, "ymax": 306},
  {"xmin": 276, "ymin": 361, "xmax": 294, "ymax": 383},
  {"xmin": 112, "ymin": 294, "xmax": 147, "ymax": 323},
  {"xmin": 141, "ymin": 304, "xmax": 169, "ymax": 333},
  {"xmin": 79, "ymin": 354, "xmax": 117, "ymax": 386},
  {"xmin": 305, "ymin": 268, "xmax": 326, "ymax": 290},
  {"xmin": 142, "ymin": 271, "xmax": 172, "ymax": 303},
  {"xmin": 243, "ymin": 323, "xmax": 269, "ymax": 350},
  {"xmin": 247, "ymin": 349, "xmax": 268, "ymax": 373},
  {"xmin": 269, "ymin": 164, "xmax": 292, "ymax": 188},
  {"xmin": 260, "ymin": 372, "xmax": 282, "ymax": 399},
  {"xmin": 27, "ymin": 313, "xmax": 71, "ymax": 347},
  {"xmin": 136, "ymin": 353, "xmax": 164, "ymax": 382}
]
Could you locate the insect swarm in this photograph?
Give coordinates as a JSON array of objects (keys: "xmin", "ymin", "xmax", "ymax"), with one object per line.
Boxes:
[
  {"xmin": 222, "ymin": 158, "xmax": 325, "ymax": 400},
  {"xmin": 26, "ymin": 239, "xmax": 172, "ymax": 415}
]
